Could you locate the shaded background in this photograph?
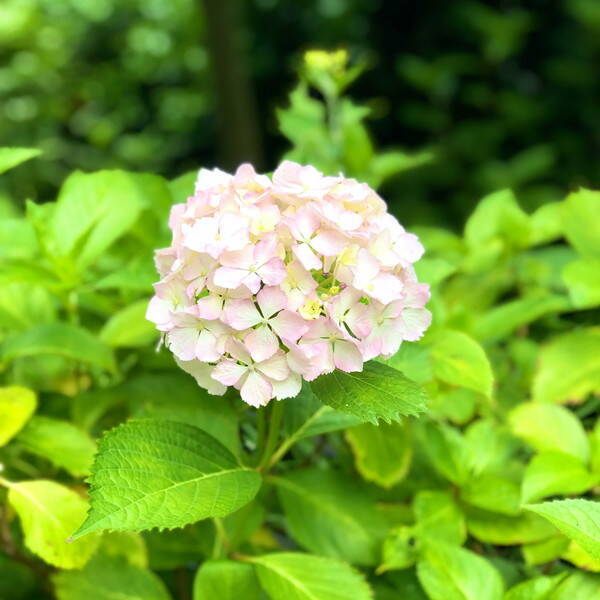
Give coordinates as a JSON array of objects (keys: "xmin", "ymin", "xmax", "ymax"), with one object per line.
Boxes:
[{"xmin": 1, "ymin": 0, "xmax": 598, "ymax": 226}]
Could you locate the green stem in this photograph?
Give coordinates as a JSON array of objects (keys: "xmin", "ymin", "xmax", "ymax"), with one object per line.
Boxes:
[
  {"xmin": 253, "ymin": 408, "xmax": 267, "ymax": 466},
  {"xmin": 258, "ymin": 401, "xmax": 284, "ymax": 471},
  {"xmin": 211, "ymin": 517, "xmax": 228, "ymax": 559}
]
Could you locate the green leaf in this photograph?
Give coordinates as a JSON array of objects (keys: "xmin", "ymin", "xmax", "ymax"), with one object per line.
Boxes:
[
  {"xmin": 550, "ymin": 572, "xmax": 600, "ymax": 600},
  {"xmin": 465, "ymin": 189, "xmax": 530, "ymax": 250},
  {"xmin": 379, "ymin": 491, "xmax": 466, "ymax": 574},
  {"xmin": 417, "ymin": 542, "xmax": 504, "ymax": 600},
  {"xmin": 509, "ymin": 403, "xmax": 589, "ymax": 462},
  {"xmin": 563, "ymin": 188, "xmax": 600, "ymax": 260},
  {"xmin": 525, "ymin": 499, "xmax": 600, "ymax": 560},
  {"xmin": 251, "ymin": 552, "xmax": 372, "ymax": 600},
  {"xmin": 51, "ymin": 170, "xmax": 169, "ymax": 269},
  {"xmin": 464, "ymin": 420, "xmax": 520, "ymax": 476},
  {"xmin": 473, "ymin": 294, "xmax": 570, "ymax": 342},
  {"xmin": 53, "ymin": 554, "xmax": 170, "ymax": 600},
  {"xmin": 72, "ymin": 420, "xmax": 261, "ymax": 538},
  {"xmin": 17, "ymin": 416, "xmax": 96, "ymax": 477},
  {"xmin": 99, "ymin": 532, "xmax": 148, "ymax": 568},
  {"xmin": 414, "ymin": 490, "xmax": 466, "ymax": 545},
  {"xmin": 273, "ymin": 467, "xmax": 387, "ymax": 566},
  {"xmin": 528, "ymin": 202, "xmax": 563, "ymax": 246},
  {"xmin": 532, "ymin": 328, "xmax": 600, "ymax": 404},
  {"xmin": 99, "ymin": 299, "xmax": 157, "ymax": 348},
  {"xmin": 562, "ymin": 259, "xmax": 600, "ymax": 308},
  {"xmin": 461, "ymin": 473, "xmax": 521, "ymax": 516},
  {"xmin": 193, "ymin": 560, "xmax": 263, "ymax": 600},
  {"xmin": 5, "ymin": 479, "xmax": 99, "ymax": 569},
  {"xmin": 169, "ymin": 170, "xmax": 197, "ymax": 204},
  {"xmin": 380, "ymin": 526, "xmax": 419, "ymax": 572},
  {"xmin": 503, "ymin": 574, "xmax": 566, "ymax": 600},
  {"xmin": 561, "ymin": 540, "xmax": 600, "ymax": 572},
  {"xmin": 521, "ymin": 451, "xmax": 599, "ymax": 503},
  {"xmin": 430, "ymin": 329, "xmax": 494, "ymax": 397},
  {"xmin": 126, "ymin": 373, "xmax": 240, "ymax": 455},
  {"xmin": 283, "ymin": 382, "xmax": 363, "ymax": 442},
  {"xmin": 0, "ymin": 386, "xmax": 36, "ymax": 447},
  {"xmin": 1, "ymin": 323, "xmax": 116, "ymax": 372},
  {"xmin": 0, "ymin": 147, "xmax": 41, "ymax": 174},
  {"xmin": 345, "ymin": 420, "xmax": 412, "ymax": 488},
  {"xmin": 465, "ymin": 508, "xmax": 556, "ymax": 545},
  {"xmin": 144, "ymin": 522, "xmax": 214, "ymax": 570},
  {"xmin": 381, "ymin": 343, "xmax": 433, "ymax": 385},
  {"xmin": 418, "ymin": 421, "xmax": 468, "ymax": 485},
  {"xmin": 311, "ymin": 361, "xmax": 427, "ymax": 424},
  {"xmin": 521, "ymin": 535, "xmax": 569, "ymax": 566}
]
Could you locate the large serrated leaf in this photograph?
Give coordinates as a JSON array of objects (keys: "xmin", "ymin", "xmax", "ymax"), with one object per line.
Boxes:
[
  {"xmin": 72, "ymin": 420, "xmax": 261, "ymax": 539},
  {"xmin": 311, "ymin": 361, "xmax": 427, "ymax": 424},
  {"xmin": 251, "ymin": 552, "xmax": 373, "ymax": 600},
  {"xmin": 525, "ymin": 499, "xmax": 600, "ymax": 560}
]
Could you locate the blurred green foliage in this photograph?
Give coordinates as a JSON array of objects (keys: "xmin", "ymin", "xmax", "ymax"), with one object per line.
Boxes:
[{"xmin": 1, "ymin": 0, "xmax": 598, "ymax": 225}]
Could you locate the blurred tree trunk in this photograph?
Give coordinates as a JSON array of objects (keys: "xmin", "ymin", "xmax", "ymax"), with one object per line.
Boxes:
[{"xmin": 201, "ymin": 0, "xmax": 264, "ymax": 170}]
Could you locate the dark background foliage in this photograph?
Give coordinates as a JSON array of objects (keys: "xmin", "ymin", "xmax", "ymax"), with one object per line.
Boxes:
[{"xmin": 1, "ymin": 0, "xmax": 598, "ymax": 225}]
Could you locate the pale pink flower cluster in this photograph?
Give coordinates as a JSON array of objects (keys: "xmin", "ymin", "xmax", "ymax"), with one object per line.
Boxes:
[{"xmin": 147, "ymin": 161, "xmax": 431, "ymax": 407}]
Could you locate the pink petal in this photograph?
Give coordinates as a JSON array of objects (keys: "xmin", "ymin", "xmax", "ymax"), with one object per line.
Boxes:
[
  {"xmin": 270, "ymin": 310, "xmax": 308, "ymax": 342},
  {"xmin": 220, "ymin": 246, "xmax": 254, "ymax": 269},
  {"xmin": 379, "ymin": 323, "xmax": 404, "ymax": 357},
  {"xmin": 195, "ymin": 329, "xmax": 221, "ymax": 362},
  {"xmin": 403, "ymin": 281, "xmax": 431, "ymax": 308},
  {"xmin": 256, "ymin": 351, "xmax": 289, "ymax": 381},
  {"xmin": 292, "ymin": 206, "xmax": 320, "ymax": 240},
  {"xmin": 271, "ymin": 373, "xmax": 302, "ymax": 399},
  {"xmin": 398, "ymin": 308, "xmax": 432, "ymax": 342},
  {"xmin": 353, "ymin": 249, "xmax": 380, "ymax": 288},
  {"xmin": 225, "ymin": 338, "xmax": 252, "ymax": 364},
  {"xmin": 222, "ymin": 299, "xmax": 262, "ymax": 330},
  {"xmin": 292, "ymin": 243, "xmax": 321, "ymax": 271},
  {"xmin": 359, "ymin": 333, "xmax": 383, "ymax": 361},
  {"xmin": 244, "ymin": 325, "xmax": 280, "ymax": 362},
  {"xmin": 212, "ymin": 358, "xmax": 247, "ymax": 386},
  {"xmin": 312, "ymin": 230, "xmax": 348, "ymax": 256},
  {"xmin": 196, "ymin": 294, "xmax": 223, "ymax": 320},
  {"xmin": 333, "ymin": 339, "xmax": 364, "ymax": 372},
  {"xmin": 182, "ymin": 217, "xmax": 218, "ymax": 252},
  {"xmin": 345, "ymin": 303, "xmax": 373, "ymax": 338},
  {"xmin": 369, "ymin": 272, "xmax": 404, "ymax": 304},
  {"xmin": 146, "ymin": 297, "xmax": 172, "ymax": 331},
  {"xmin": 243, "ymin": 272, "xmax": 262, "ymax": 294},
  {"xmin": 257, "ymin": 258, "xmax": 286, "ymax": 286},
  {"xmin": 221, "ymin": 212, "xmax": 250, "ymax": 250},
  {"xmin": 240, "ymin": 371, "xmax": 273, "ymax": 407},
  {"xmin": 213, "ymin": 266, "xmax": 248, "ymax": 290},
  {"xmin": 176, "ymin": 358, "xmax": 226, "ymax": 395},
  {"xmin": 395, "ymin": 233, "xmax": 424, "ymax": 263},
  {"xmin": 257, "ymin": 286, "xmax": 288, "ymax": 319},
  {"xmin": 253, "ymin": 234, "xmax": 279, "ymax": 265},
  {"xmin": 167, "ymin": 327, "xmax": 199, "ymax": 361}
]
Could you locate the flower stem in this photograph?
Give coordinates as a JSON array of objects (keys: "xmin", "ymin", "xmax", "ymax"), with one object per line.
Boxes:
[{"xmin": 258, "ymin": 401, "xmax": 284, "ymax": 471}]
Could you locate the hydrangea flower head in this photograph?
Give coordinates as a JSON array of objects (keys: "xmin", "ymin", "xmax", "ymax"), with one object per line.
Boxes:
[{"xmin": 147, "ymin": 161, "xmax": 431, "ymax": 407}]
